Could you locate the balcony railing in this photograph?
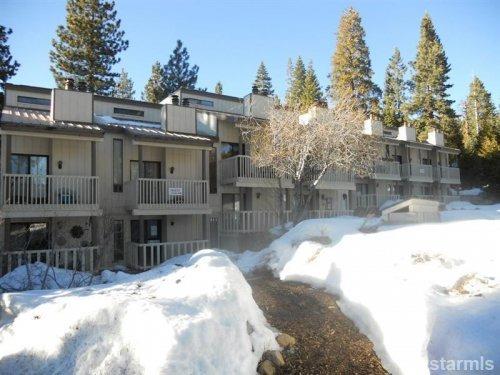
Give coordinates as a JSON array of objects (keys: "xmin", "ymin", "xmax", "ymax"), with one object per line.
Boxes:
[
  {"xmin": 373, "ymin": 161, "xmax": 401, "ymax": 180},
  {"xmin": 401, "ymin": 163, "xmax": 434, "ymax": 182},
  {"xmin": 125, "ymin": 240, "xmax": 209, "ymax": 270},
  {"xmin": 0, "ymin": 246, "xmax": 101, "ymax": 276},
  {"xmin": 435, "ymin": 166, "xmax": 460, "ymax": 184},
  {"xmin": 356, "ymin": 194, "xmax": 401, "ymax": 208},
  {"xmin": 305, "ymin": 210, "xmax": 354, "ymax": 219},
  {"xmin": 220, "ymin": 155, "xmax": 292, "ymax": 188},
  {"xmin": 131, "ymin": 178, "xmax": 209, "ymax": 212},
  {"xmin": 1, "ymin": 174, "xmax": 100, "ymax": 216},
  {"xmin": 317, "ymin": 170, "xmax": 355, "ymax": 189}
]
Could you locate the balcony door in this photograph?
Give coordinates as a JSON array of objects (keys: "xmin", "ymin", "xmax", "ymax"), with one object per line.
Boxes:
[{"xmin": 10, "ymin": 154, "xmax": 49, "ymax": 204}]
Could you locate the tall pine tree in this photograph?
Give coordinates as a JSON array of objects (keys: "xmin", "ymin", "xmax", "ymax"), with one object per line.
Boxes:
[
  {"xmin": 163, "ymin": 40, "xmax": 199, "ymax": 95},
  {"xmin": 301, "ymin": 61, "xmax": 323, "ymax": 110},
  {"xmin": 113, "ymin": 68, "xmax": 135, "ymax": 99},
  {"xmin": 330, "ymin": 7, "xmax": 379, "ymax": 113},
  {"xmin": 285, "ymin": 57, "xmax": 306, "ymax": 108},
  {"xmin": 407, "ymin": 13, "xmax": 458, "ymax": 145},
  {"xmin": 0, "ymin": 25, "xmax": 20, "ymax": 91},
  {"xmin": 383, "ymin": 48, "xmax": 408, "ymax": 127},
  {"xmin": 461, "ymin": 77, "xmax": 498, "ymax": 153},
  {"xmin": 253, "ymin": 62, "xmax": 274, "ymax": 96},
  {"xmin": 143, "ymin": 61, "xmax": 166, "ymax": 103},
  {"xmin": 50, "ymin": 0, "xmax": 129, "ymax": 95},
  {"xmin": 214, "ymin": 81, "xmax": 223, "ymax": 94}
]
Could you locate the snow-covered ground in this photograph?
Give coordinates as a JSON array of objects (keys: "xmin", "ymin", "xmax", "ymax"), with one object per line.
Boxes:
[
  {"xmin": 0, "ymin": 250, "xmax": 277, "ymax": 374},
  {"xmin": 235, "ymin": 203, "xmax": 500, "ymax": 375}
]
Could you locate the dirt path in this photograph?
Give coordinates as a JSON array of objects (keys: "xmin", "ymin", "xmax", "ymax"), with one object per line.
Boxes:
[{"xmin": 247, "ymin": 269, "xmax": 387, "ymax": 375}]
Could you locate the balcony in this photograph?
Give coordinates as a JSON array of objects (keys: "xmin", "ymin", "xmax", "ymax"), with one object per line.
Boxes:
[
  {"xmin": 435, "ymin": 166, "xmax": 460, "ymax": 184},
  {"xmin": 0, "ymin": 246, "xmax": 101, "ymax": 276},
  {"xmin": 316, "ymin": 170, "xmax": 355, "ymax": 190},
  {"xmin": 373, "ymin": 161, "xmax": 401, "ymax": 180},
  {"xmin": 125, "ymin": 240, "xmax": 209, "ymax": 270},
  {"xmin": 1, "ymin": 174, "xmax": 101, "ymax": 218},
  {"xmin": 401, "ymin": 163, "xmax": 434, "ymax": 182},
  {"xmin": 220, "ymin": 155, "xmax": 293, "ymax": 188},
  {"xmin": 128, "ymin": 178, "xmax": 210, "ymax": 215}
]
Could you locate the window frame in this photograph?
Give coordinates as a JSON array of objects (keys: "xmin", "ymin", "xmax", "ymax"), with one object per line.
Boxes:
[{"xmin": 113, "ymin": 138, "xmax": 124, "ymax": 192}]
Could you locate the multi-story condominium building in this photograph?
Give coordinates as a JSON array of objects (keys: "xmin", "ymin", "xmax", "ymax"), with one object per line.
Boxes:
[{"xmin": 0, "ymin": 83, "xmax": 460, "ymax": 275}]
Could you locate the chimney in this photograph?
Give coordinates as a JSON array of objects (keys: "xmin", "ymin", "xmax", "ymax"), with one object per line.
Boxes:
[
  {"xmin": 182, "ymin": 98, "xmax": 189, "ymax": 106},
  {"xmin": 427, "ymin": 128, "xmax": 444, "ymax": 146},
  {"xmin": 363, "ymin": 117, "xmax": 383, "ymax": 136},
  {"xmin": 397, "ymin": 125, "xmax": 416, "ymax": 142},
  {"xmin": 252, "ymin": 84, "xmax": 258, "ymax": 94},
  {"xmin": 64, "ymin": 78, "xmax": 75, "ymax": 90},
  {"xmin": 171, "ymin": 95, "xmax": 179, "ymax": 105},
  {"xmin": 51, "ymin": 88, "xmax": 93, "ymax": 123},
  {"xmin": 77, "ymin": 80, "xmax": 87, "ymax": 92}
]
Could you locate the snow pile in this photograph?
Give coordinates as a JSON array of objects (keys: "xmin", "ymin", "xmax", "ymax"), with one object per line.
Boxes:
[
  {"xmin": 459, "ymin": 187, "xmax": 483, "ymax": 196},
  {"xmin": 0, "ymin": 250, "xmax": 277, "ymax": 374},
  {"xmin": 0, "ymin": 262, "xmax": 99, "ymax": 292},
  {"xmin": 261, "ymin": 206, "xmax": 500, "ymax": 375}
]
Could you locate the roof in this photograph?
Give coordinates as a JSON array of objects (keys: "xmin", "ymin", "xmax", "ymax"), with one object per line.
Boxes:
[
  {"xmin": 4, "ymin": 83, "xmax": 51, "ymax": 95},
  {"xmin": 175, "ymin": 88, "xmax": 244, "ymax": 103},
  {"xmin": 0, "ymin": 107, "xmax": 212, "ymax": 144}
]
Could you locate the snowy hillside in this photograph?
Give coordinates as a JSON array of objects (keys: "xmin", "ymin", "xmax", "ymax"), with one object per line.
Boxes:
[
  {"xmin": 253, "ymin": 204, "xmax": 500, "ymax": 375},
  {"xmin": 0, "ymin": 250, "xmax": 277, "ymax": 375}
]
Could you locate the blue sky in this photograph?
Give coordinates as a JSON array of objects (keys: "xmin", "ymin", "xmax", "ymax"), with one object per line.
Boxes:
[{"xmin": 1, "ymin": 0, "xmax": 499, "ymax": 111}]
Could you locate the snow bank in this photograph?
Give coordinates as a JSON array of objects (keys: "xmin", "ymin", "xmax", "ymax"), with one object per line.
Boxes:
[
  {"xmin": 261, "ymin": 206, "xmax": 500, "ymax": 375},
  {"xmin": 459, "ymin": 187, "xmax": 483, "ymax": 196},
  {"xmin": 0, "ymin": 250, "xmax": 277, "ymax": 374}
]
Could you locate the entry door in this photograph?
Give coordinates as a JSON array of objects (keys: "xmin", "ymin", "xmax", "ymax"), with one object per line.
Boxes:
[{"xmin": 144, "ymin": 219, "xmax": 162, "ymax": 243}]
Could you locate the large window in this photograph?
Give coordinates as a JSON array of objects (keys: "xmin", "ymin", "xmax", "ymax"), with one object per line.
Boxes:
[
  {"xmin": 188, "ymin": 98, "xmax": 214, "ymax": 107},
  {"xmin": 220, "ymin": 142, "xmax": 243, "ymax": 159},
  {"xmin": 113, "ymin": 139, "xmax": 123, "ymax": 192},
  {"xmin": 113, "ymin": 107, "xmax": 144, "ymax": 117},
  {"xmin": 17, "ymin": 96, "xmax": 50, "ymax": 106},
  {"xmin": 130, "ymin": 161, "xmax": 161, "ymax": 180},
  {"xmin": 10, "ymin": 222, "xmax": 49, "ymax": 252},
  {"xmin": 196, "ymin": 111, "xmax": 217, "ymax": 137}
]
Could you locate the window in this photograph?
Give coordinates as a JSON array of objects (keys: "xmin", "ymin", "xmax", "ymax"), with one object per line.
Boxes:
[
  {"xmin": 113, "ymin": 220, "xmax": 124, "ymax": 261},
  {"xmin": 130, "ymin": 220, "xmax": 140, "ymax": 243},
  {"xmin": 17, "ymin": 96, "xmax": 50, "ymax": 106},
  {"xmin": 209, "ymin": 148, "xmax": 217, "ymax": 194},
  {"xmin": 130, "ymin": 161, "xmax": 161, "ymax": 180},
  {"xmin": 10, "ymin": 222, "xmax": 49, "ymax": 252},
  {"xmin": 196, "ymin": 111, "xmax": 217, "ymax": 136},
  {"xmin": 220, "ymin": 142, "xmax": 242, "ymax": 159},
  {"xmin": 113, "ymin": 107, "xmax": 145, "ymax": 117},
  {"xmin": 113, "ymin": 139, "xmax": 123, "ymax": 192},
  {"xmin": 188, "ymin": 98, "xmax": 214, "ymax": 107}
]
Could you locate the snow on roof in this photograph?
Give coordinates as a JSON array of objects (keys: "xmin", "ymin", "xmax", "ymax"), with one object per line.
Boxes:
[{"xmin": 0, "ymin": 107, "xmax": 101, "ymax": 131}]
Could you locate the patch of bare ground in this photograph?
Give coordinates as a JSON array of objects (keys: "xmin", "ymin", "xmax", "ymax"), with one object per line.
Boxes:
[{"xmin": 247, "ymin": 269, "xmax": 387, "ymax": 375}]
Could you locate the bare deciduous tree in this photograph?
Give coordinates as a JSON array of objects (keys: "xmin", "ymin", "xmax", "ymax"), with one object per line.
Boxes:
[{"xmin": 242, "ymin": 99, "xmax": 379, "ymax": 223}]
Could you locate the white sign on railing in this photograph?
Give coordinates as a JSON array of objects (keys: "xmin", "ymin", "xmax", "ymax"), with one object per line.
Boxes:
[{"xmin": 168, "ymin": 187, "xmax": 183, "ymax": 196}]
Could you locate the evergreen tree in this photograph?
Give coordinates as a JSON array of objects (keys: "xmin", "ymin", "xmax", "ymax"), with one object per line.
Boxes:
[
  {"xmin": 286, "ymin": 57, "xmax": 306, "ymax": 108},
  {"xmin": 49, "ymin": 0, "xmax": 128, "ymax": 95},
  {"xmin": 461, "ymin": 77, "xmax": 498, "ymax": 153},
  {"xmin": 383, "ymin": 48, "xmax": 408, "ymax": 127},
  {"xmin": 143, "ymin": 61, "xmax": 166, "ymax": 103},
  {"xmin": 0, "ymin": 25, "xmax": 20, "ymax": 91},
  {"xmin": 301, "ymin": 61, "xmax": 323, "ymax": 110},
  {"xmin": 407, "ymin": 13, "xmax": 458, "ymax": 145},
  {"xmin": 163, "ymin": 40, "xmax": 199, "ymax": 95},
  {"xmin": 214, "ymin": 81, "xmax": 223, "ymax": 94},
  {"xmin": 253, "ymin": 61, "xmax": 274, "ymax": 96},
  {"xmin": 330, "ymin": 7, "xmax": 379, "ymax": 113},
  {"xmin": 113, "ymin": 68, "xmax": 135, "ymax": 99}
]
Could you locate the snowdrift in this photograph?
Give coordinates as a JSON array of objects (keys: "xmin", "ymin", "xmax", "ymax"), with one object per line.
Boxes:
[
  {"xmin": 260, "ymin": 204, "xmax": 500, "ymax": 375},
  {"xmin": 0, "ymin": 250, "xmax": 277, "ymax": 374}
]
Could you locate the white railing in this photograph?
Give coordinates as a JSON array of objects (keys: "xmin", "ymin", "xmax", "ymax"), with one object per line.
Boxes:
[
  {"xmin": 0, "ymin": 246, "xmax": 101, "ymax": 276},
  {"xmin": 356, "ymin": 194, "xmax": 401, "ymax": 208},
  {"xmin": 401, "ymin": 163, "xmax": 434, "ymax": 181},
  {"xmin": 220, "ymin": 155, "xmax": 280, "ymax": 183},
  {"xmin": 439, "ymin": 195, "xmax": 461, "ymax": 204},
  {"xmin": 1, "ymin": 174, "xmax": 99, "ymax": 208},
  {"xmin": 436, "ymin": 166, "xmax": 460, "ymax": 183},
  {"xmin": 373, "ymin": 161, "xmax": 401, "ymax": 179},
  {"xmin": 306, "ymin": 210, "xmax": 354, "ymax": 219},
  {"xmin": 135, "ymin": 178, "xmax": 208, "ymax": 209},
  {"xmin": 319, "ymin": 170, "xmax": 355, "ymax": 185},
  {"xmin": 126, "ymin": 240, "xmax": 209, "ymax": 270},
  {"xmin": 221, "ymin": 210, "xmax": 291, "ymax": 233},
  {"xmin": 410, "ymin": 194, "xmax": 435, "ymax": 200}
]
